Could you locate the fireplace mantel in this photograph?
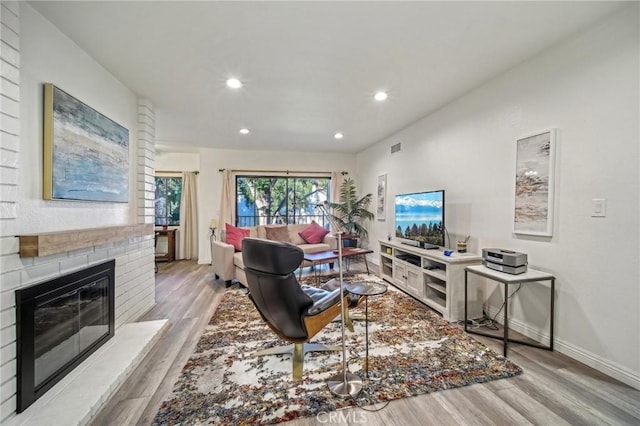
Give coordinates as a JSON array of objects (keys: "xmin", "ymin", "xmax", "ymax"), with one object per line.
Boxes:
[{"xmin": 17, "ymin": 224, "xmax": 154, "ymax": 257}]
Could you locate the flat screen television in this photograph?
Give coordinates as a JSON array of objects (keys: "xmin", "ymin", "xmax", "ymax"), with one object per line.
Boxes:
[{"xmin": 394, "ymin": 190, "xmax": 445, "ymax": 249}]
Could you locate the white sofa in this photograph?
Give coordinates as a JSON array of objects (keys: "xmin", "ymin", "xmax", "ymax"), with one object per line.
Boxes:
[{"xmin": 211, "ymin": 224, "xmax": 338, "ymax": 286}]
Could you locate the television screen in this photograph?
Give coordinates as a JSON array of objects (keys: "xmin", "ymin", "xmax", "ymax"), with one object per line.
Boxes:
[{"xmin": 395, "ymin": 190, "xmax": 445, "ymax": 248}]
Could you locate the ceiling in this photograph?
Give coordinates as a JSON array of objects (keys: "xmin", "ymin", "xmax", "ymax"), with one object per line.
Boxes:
[{"xmin": 30, "ymin": 1, "xmax": 625, "ymax": 154}]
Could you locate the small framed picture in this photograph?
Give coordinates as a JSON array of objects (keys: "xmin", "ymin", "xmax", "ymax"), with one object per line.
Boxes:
[{"xmin": 377, "ymin": 173, "xmax": 386, "ymax": 221}]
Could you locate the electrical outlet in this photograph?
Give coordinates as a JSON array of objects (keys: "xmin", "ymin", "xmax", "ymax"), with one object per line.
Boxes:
[{"xmin": 592, "ymin": 198, "xmax": 606, "ymax": 217}]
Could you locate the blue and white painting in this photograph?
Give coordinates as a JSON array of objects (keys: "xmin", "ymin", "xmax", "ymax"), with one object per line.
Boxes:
[{"xmin": 50, "ymin": 86, "xmax": 129, "ymax": 202}]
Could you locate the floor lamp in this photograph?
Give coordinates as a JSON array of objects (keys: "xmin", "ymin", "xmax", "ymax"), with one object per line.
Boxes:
[{"xmin": 317, "ymin": 203, "xmax": 363, "ymax": 398}]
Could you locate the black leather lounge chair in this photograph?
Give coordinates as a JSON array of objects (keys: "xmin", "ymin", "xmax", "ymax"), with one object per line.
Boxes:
[{"xmin": 242, "ymin": 237, "xmax": 348, "ymax": 381}]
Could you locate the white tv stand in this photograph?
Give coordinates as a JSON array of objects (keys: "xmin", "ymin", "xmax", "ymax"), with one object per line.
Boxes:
[{"xmin": 379, "ymin": 240, "xmax": 483, "ymax": 322}]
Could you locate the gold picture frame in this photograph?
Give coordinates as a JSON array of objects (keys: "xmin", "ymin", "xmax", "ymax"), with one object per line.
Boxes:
[{"xmin": 43, "ymin": 83, "xmax": 129, "ymax": 202}]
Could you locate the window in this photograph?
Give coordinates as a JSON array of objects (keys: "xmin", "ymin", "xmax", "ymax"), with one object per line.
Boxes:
[
  {"xmin": 235, "ymin": 176, "xmax": 331, "ymax": 227},
  {"xmin": 155, "ymin": 176, "xmax": 182, "ymax": 225}
]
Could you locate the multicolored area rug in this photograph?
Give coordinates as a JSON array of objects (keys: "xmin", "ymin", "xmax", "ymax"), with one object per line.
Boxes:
[{"xmin": 153, "ymin": 273, "xmax": 521, "ymax": 425}]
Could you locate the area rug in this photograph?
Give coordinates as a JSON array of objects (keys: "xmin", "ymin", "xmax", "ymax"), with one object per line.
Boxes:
[{"xmin": 153, "ymin": 273, "xmax": 522, "ymax": 425}]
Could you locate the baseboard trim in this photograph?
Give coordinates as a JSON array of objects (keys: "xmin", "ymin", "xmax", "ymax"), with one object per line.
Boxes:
[
  {"xmin": 484, "ymin": 306, "xmax": 640, "ymax": 390},
  {"xmin": 553, "ymin": 339, "xmax": 640, "ymax": 391}
]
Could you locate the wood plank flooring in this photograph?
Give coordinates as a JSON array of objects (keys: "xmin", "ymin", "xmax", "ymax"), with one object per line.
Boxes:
[{"xmin": 90, "ymin": 260, "xmax": 640, "ymax": 425}]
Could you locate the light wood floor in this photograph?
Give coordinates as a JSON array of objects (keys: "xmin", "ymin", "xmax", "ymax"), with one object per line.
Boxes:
[{"xmin": 91, "ymin": 260, "xmax": 640, "ymax": 426}]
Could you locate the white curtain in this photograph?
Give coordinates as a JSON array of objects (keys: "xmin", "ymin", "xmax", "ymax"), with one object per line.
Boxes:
[
  {"xmin": 218, "ymin": 170, "xmax": 234, "ymax": 231},
  {"xmin": 179, "ymin": 172, "xmax": 198, "ymax": 260},
  {"xmin": 330, "ymin": 172, "xmax": 341, "ymax": 204}
]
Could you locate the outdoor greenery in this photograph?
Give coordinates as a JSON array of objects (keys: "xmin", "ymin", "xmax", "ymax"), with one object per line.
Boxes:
[
  {"xmin": 235, "ymin": 176, "xmax": 330, "ymax": 227},
  {"xmin": 326, "ymin": 178, "xmax": 374, "ymax": 239},
  {"xmin": 155, "ymin": 176, "xmax": 182, "ymax": 225}
]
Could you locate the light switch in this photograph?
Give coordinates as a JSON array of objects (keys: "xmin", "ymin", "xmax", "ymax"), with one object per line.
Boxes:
[{"xmin": 592, "ymin": 199, "xmax": 606, "ymax": 217}]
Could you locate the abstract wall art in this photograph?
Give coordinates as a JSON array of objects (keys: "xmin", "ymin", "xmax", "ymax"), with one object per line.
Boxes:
[
  {"xmin": 377, "ymin": 173, "xmax": 386, "ymax": 221},
  {"xmin": 514, "ymin": 129, "xmax": 557, "ymax": 236},
  {"xmin": 43, "ymin": 83, "xmax": 129, "ymax": 202}
]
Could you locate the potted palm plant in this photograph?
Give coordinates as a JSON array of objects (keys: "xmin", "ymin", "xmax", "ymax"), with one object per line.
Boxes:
[{"xmin": 326, "ymin": 178, "xmax": 374, "ymax": 247}]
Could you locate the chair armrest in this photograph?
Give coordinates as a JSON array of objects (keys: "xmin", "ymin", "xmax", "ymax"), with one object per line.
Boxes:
[
  {"xmin": 321, "ymin": 278, "xmax": 361, "ymax": 308},
  {"xmin": 307, "ymin": 288, "xmax": 342, "ymax": 316},
  {"xmin": 211, "ymin": 240, "xmax": 235, "ymax": 280}
]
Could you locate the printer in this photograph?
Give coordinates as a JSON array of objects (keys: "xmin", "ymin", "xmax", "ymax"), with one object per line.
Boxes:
[{"xmin": 482, "ymin": 248, "xmax": 527, "ymax": 275}]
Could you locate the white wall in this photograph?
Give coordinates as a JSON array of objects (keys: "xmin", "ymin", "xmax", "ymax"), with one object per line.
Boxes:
[
  {"xmin": 155, "ymin": 151, "xmax": 200, "ymax": 172},
  {"xmin": 357, "ymin": 5, "xmax": 639, "ymax": 389},
  {"xmin": 14, "ymin": 4, "xmax": 139, "ymax": 235},
  {"xmin": 197, "ymin": 148, "xmax": 357, "ymax": 263}
]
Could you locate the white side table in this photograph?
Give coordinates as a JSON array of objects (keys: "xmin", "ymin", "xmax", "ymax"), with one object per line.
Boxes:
[{"xmin": 464, "ymin": 264, "xmax": 555, "ymax": 357}]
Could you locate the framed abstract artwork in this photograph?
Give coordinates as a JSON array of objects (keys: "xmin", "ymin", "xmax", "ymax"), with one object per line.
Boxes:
[
  {"xmin": 377, "ymin": 173, "xmax": 386, "ymax": 221},
  {"xmin": 514, "ymin": 129, "xmax": 557, "ymax": 236},
  {"xmin": 43, "ymin": 83, "xmax": 129, "ymax": 202}
]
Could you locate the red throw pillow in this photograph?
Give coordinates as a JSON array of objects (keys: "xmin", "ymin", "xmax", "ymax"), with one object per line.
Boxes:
[
  {"xmin": 225, "ymin": 223, "xmax": 249, "ymax": 251},
  {"xmin": 299, "ymin": 221, "xmax": 330, "ymax": 244}
]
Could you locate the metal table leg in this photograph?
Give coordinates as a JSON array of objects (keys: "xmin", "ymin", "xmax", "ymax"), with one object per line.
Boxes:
[
  {"xmin": 364, "ymin": 295, "xmax": 369, "ymax": 377},
  {"xmin": 503, "ymin": 283, "xmax": 509, "ymax": 357}
]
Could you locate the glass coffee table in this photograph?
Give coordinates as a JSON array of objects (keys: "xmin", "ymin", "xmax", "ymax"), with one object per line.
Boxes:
[{"xmin": 344, "ymin": 281, "xmax": 388, "ymax": 378}]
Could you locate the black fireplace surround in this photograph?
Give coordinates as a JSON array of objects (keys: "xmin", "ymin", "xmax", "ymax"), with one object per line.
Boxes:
[{"xmin": 15, "ymin": 260, "xmax": 115, "ymax": 412}]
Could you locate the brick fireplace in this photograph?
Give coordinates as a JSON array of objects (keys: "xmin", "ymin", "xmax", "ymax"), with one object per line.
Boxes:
[{"xmin": 2, "ymin": 225, "xmax": 158, "ymax": 424}]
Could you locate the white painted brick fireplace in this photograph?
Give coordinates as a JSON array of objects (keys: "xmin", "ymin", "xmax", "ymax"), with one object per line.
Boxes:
[{"xmin": 0, "ymin": 3, "xmax": 161, "ymax": 423}]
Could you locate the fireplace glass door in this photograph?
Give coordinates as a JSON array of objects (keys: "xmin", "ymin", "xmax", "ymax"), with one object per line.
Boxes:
[
  {"xmin": 34, "ymin": 277, "xmax": 110, "ymax": 388},
  {"xmin": 16, "ymin": 260, "xmax": 115, "ymax": 412}
]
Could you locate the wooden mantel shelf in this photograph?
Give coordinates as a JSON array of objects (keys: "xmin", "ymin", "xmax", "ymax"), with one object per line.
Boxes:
[{"xmin": 18, "ymin": 224, "xmax": 154, "ymax": 258}]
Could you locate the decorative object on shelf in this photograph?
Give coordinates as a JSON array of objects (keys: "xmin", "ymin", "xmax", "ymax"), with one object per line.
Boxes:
[
  {"xmin": 326, "ymin": 178, "xmax": 374, "ymax": 246},
  {"xmin": 376, "ymin": 173, "xmax": 386, "ymax": 221},
  {"xmin": 43, "ymin": 83, "xmax": 129, "ymax": 202},
  {"xmin": 514, "ymin": 129, "xmax": 556, "ymax": 236},
  {"xmin": 457, "ymin": 235, "xmax": 469, "ymax": 253}
]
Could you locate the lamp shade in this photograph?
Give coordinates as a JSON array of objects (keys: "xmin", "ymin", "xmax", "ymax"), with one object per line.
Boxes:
[{"xmin": 210, "ymin": 219, "xmax": 218, "ymax": 229}]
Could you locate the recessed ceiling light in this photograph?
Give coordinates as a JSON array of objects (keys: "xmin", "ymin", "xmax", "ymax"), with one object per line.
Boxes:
[
  {"xmin": 374, "ymin": 91, "xmax": 388, "ymax": 101},
  {"xmin": 226, "ymin": 78, "xmax": 243, "ymax": 89},
  {"xmin": 239, "ymin": 128, "xmax": 250, "ymax": 135},
  {"xmin": 334, "ymin": 132, "xmax": 344, "ymax": 139}
]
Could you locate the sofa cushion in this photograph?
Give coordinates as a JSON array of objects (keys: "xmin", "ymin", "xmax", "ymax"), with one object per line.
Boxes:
[
  {"xmin": 225, "ymin": 223, "xmax": 250, "ymax": 251},
  {"xmin": 264, "ymin": 225, "xmax": 291, "ymax": 243},
  {"xmin": 298, "ymin": 243, "xmax": 331, "ymax": 254},
  {"xmin": 287, "ymin": 224, "xmax": 307, "ymax": 245},
  {"xmin": 299, "ymin": 221, "xmax": 330, "ymax": 244}
]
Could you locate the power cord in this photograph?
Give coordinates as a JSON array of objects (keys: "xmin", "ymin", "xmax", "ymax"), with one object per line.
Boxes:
[
  {"xmin": 443, "ymin": 225, "xmax": 451, "ymax": 249},
  {"xmin": 459, "ymin": 317, "xmax": 494, "ymax": 329},
  {"xmin": 490, "ymin": 283, "xmax": 522, "ymax": 325},
  {"xmin": 459, "ymin": 283, "xmax": 523, "ymax": 330}
]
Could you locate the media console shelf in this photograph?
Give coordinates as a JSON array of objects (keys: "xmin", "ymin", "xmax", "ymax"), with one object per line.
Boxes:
[{"xmin": 379, "ymin": 240, "xmax": 483, "ymax": 322}]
